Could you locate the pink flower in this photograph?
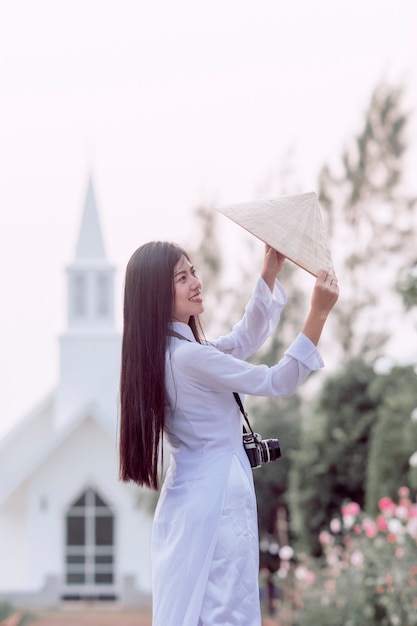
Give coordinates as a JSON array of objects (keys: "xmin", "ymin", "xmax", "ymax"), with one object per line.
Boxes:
[
  {"xmin": 362, "ymin": 519, "xmax": 377, "ymax": 538},
  {"xmin": 396, "ymin": 505, "xmax": 409, "ymax": 520},
  {"xmin": 378, "ymin": 497, "xmax": 396, "ymax": 515},
  {"xmin": 330, "ymin": 518, "xmax": 342, "ymax": 533},
  {"xmin": 399, "ymin": 498, "xmax": 411, "ymax": 509},
  {"xmin": 341, "ymin": 501, "xmax": 361, "ymax": 517},
  {"xmin": 376, "ymin": 515, "xmax": 388, "ymax": 532},
  {"xmin": 295, "ymin": 565, "xmax": 315, "ymax": 584},
  {"xmin": 319, "ymin": 530, "xmax": 333, "ymax": 545},
  {"xmin": 350, "ymin": 550, "xmax": 364, "ymax": 568},
  {"xmin": 409, "ymin": 504, "xmax": 417, "ymax": 519},
  {"xmin": 398, "ymin": 486, "xmax": 410, "ymax": 498},
  {"xmin": 407, "ymin": 518, "xmax": 417, "ymax": 538}
]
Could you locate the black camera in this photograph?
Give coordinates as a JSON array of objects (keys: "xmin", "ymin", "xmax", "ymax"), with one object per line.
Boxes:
[{"xmin": 243, "ymin": 432, "xmax": 281, "ymax": 469}]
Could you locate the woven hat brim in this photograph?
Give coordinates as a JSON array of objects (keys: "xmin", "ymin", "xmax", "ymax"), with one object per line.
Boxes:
[{"xmin": 217, "ymin": 191, "xmax": 334, "ymax": 277}]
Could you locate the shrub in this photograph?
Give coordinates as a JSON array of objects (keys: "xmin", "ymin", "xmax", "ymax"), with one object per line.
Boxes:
[{"xmin": 295, "ymin": 487, "xmax": 417, "ymax": 626}]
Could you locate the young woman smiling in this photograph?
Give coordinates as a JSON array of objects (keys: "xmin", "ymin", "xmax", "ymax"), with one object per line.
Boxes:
[{"xmin": 119, "ymin": 240, "xmax": 338, "ymax": 626}]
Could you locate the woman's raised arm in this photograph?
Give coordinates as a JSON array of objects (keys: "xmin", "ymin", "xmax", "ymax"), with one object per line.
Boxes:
[
  {"xmin": 301, "ymin": 269, "xmax": 339, "ymax": 346},
  {"xmin": 260, "ymin": 245, "xmax": 286, "ymax": 291}
]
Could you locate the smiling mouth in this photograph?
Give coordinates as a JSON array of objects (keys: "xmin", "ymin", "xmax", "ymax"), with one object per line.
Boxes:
[{"xmin": 189, "ymin": 293, "xmax": 202, "ymax": 302}]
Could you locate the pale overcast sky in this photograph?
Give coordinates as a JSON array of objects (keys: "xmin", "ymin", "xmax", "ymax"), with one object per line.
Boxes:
[{"xmin": 1, "ymin": 0, "xmax": 416, "ymax": 437}]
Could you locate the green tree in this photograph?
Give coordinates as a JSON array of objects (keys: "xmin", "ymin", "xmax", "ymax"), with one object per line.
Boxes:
[
  {"xmin": 252, "ymin": 395, "xmax": 303, "ymax": 535},
  {"xmin": 318, "ymin": 82, "xmax": 417, "ymax": 360},
  {"xmin": 290, "ymin": 359, "xmax": 380, "ymax": 555},
  {"xmin": 290, "ymin": 81, "xmax": 417, "ymax": 556},
  {"xmin": 290, "ymin": 361, "xmax": 417, "ymax": 555},
  {"xmin": 365, "ymin": 365, "xmax": 417, "ymax": 515}
]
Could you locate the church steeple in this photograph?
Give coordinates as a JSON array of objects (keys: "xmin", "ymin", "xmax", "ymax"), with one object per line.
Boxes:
[
  {"xmin": 75, "ymin": 177, "xmax": 106, "ymax": 260},
  {"xmin": 55, "ymin": 177, "xmax": 121, "ymax": 430},
  {"xmin": 66, "ymin": 176, "xmax": 115, "ymax": 331}
]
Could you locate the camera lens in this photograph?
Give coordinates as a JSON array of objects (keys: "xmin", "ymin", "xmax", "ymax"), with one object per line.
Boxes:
[{"xmin": 260, "ymin": 438, "xmax": 281, "ymax": 463}]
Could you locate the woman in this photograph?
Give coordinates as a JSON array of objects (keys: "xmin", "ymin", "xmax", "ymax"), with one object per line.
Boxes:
[{"xmin": 119, "ymin": 241, "xmax": 338, "ymax": 626}]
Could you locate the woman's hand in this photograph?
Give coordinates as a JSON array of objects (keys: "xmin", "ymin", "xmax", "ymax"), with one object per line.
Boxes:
[
  {"xmin": 261, "ymin": 245, "xmax": 286, "ymax": 291},
  {"xmin": 302, "ymin": 269, "xmax": 339, "ymax": 345},
  {"xmin": 311, "ymin": 269, "xmax": 339, "ymax": 317}
]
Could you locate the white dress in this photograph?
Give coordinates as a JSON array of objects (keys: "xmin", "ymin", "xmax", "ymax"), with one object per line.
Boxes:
[{"xmin": 152, "ymin": 277, "xmax": 324, "ymax": 626}]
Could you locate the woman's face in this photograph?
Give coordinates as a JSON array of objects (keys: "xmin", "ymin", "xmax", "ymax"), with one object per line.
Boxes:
[{"xmin": 172, "ymin": 255, "xmax": 203, "ymax": 323}]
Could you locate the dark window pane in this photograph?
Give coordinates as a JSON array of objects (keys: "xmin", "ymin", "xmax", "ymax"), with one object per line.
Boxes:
[
  {"xmin": 95, "ymin": 516, "xmax": 113, "ymax": 546},
  {"xmin": 95, "ymin": 573, "xmax": 113, "ymax": 584},
  {"xmin": 66, "ymin": 555, "xmax": 85, "ymax": 564},
  {"xmin": 95, "ymin": 555, "xmax": 113, "ymax": 564},
  {"xmin": 65, "ymin": 490, "xmax": 114, "ymax": 588},
  {"xmin": 67, "ymin": 573, "xmax": 85, "ymax": 584},
  {"xmin": 73, "ymin": 493, "xmax": 86, "ymax": 507},
  {"xmin": 67, "ymin": 517, "xmax": 85, "ymax": 546},
  {"xmin": 94, "ymin": 492, "xmax": 108, "ymax": 508}
]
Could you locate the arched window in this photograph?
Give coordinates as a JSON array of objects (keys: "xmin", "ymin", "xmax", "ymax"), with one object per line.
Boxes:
[{"xmin": 65, "ymin": 487, "xmax": 114, "ymax": 588}]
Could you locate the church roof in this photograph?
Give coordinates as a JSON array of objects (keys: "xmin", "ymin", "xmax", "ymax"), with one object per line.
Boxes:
[
  {"xmin": 75, "ymin": 176, "xmax": 107, "ymax": 260},
  {"xmin": 0, "ymin": 397, "xmax": 117, "ymax": 505}
]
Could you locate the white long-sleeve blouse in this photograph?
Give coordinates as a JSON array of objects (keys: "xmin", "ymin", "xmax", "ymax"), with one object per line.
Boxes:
[{"xmin": 151, "ymin": 276, "xmax": 323, "ymax": 626}]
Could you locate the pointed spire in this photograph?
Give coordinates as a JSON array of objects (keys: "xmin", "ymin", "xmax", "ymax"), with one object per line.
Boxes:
[{"xmin": 75, "ymin": 176, "xmax": 106, "ymax": 260}]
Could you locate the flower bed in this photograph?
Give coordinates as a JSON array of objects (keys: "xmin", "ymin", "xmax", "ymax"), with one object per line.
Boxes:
[{"xmin": 294, "ymin": 488, "xmax": 417, "ymax": 626}]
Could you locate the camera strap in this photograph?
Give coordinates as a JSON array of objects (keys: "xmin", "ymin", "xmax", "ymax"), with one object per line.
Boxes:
[
  {"xmin": 167, "ymin": 329, "xmax": 255, "ymax": 435},
  {"xmin": 232, "ymin": 393, "xmax": 255, "ymax": 436}
]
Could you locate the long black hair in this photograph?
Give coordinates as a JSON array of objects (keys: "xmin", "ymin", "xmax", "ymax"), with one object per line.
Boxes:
[{"xmin": 119, "ymin": 241, "xmax": 203, "ymax": 489}]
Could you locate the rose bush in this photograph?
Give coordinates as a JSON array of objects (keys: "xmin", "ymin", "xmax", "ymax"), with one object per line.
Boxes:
[{"xmin": 294, "ymin": 487, "xmax": 417, "ymax": 626}]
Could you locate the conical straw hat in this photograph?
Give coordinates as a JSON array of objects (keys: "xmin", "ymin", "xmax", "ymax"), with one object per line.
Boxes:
[{"xmin": 217, "ymin": 191, "xmax": 334, "ymax": 277}]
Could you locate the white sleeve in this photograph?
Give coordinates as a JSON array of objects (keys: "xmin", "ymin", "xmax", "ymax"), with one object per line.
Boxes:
[
  {"xmin": 172, "ymin": 332, "xmax": 324, "ymax": 399},
  {"xmin": 210, "ymin": 276, "xmax": 287, "ymax": 360}
]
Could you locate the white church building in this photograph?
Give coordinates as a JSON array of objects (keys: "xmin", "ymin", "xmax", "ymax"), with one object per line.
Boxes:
[{"xmin": 0, "ymin": 178, "xmax": 153, "ymax": 607}]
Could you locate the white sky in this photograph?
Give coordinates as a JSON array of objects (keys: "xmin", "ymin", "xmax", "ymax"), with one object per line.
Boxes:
[{"xmin": 1, "ymin": 0, "xmax": 416, "ymax": 438}]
